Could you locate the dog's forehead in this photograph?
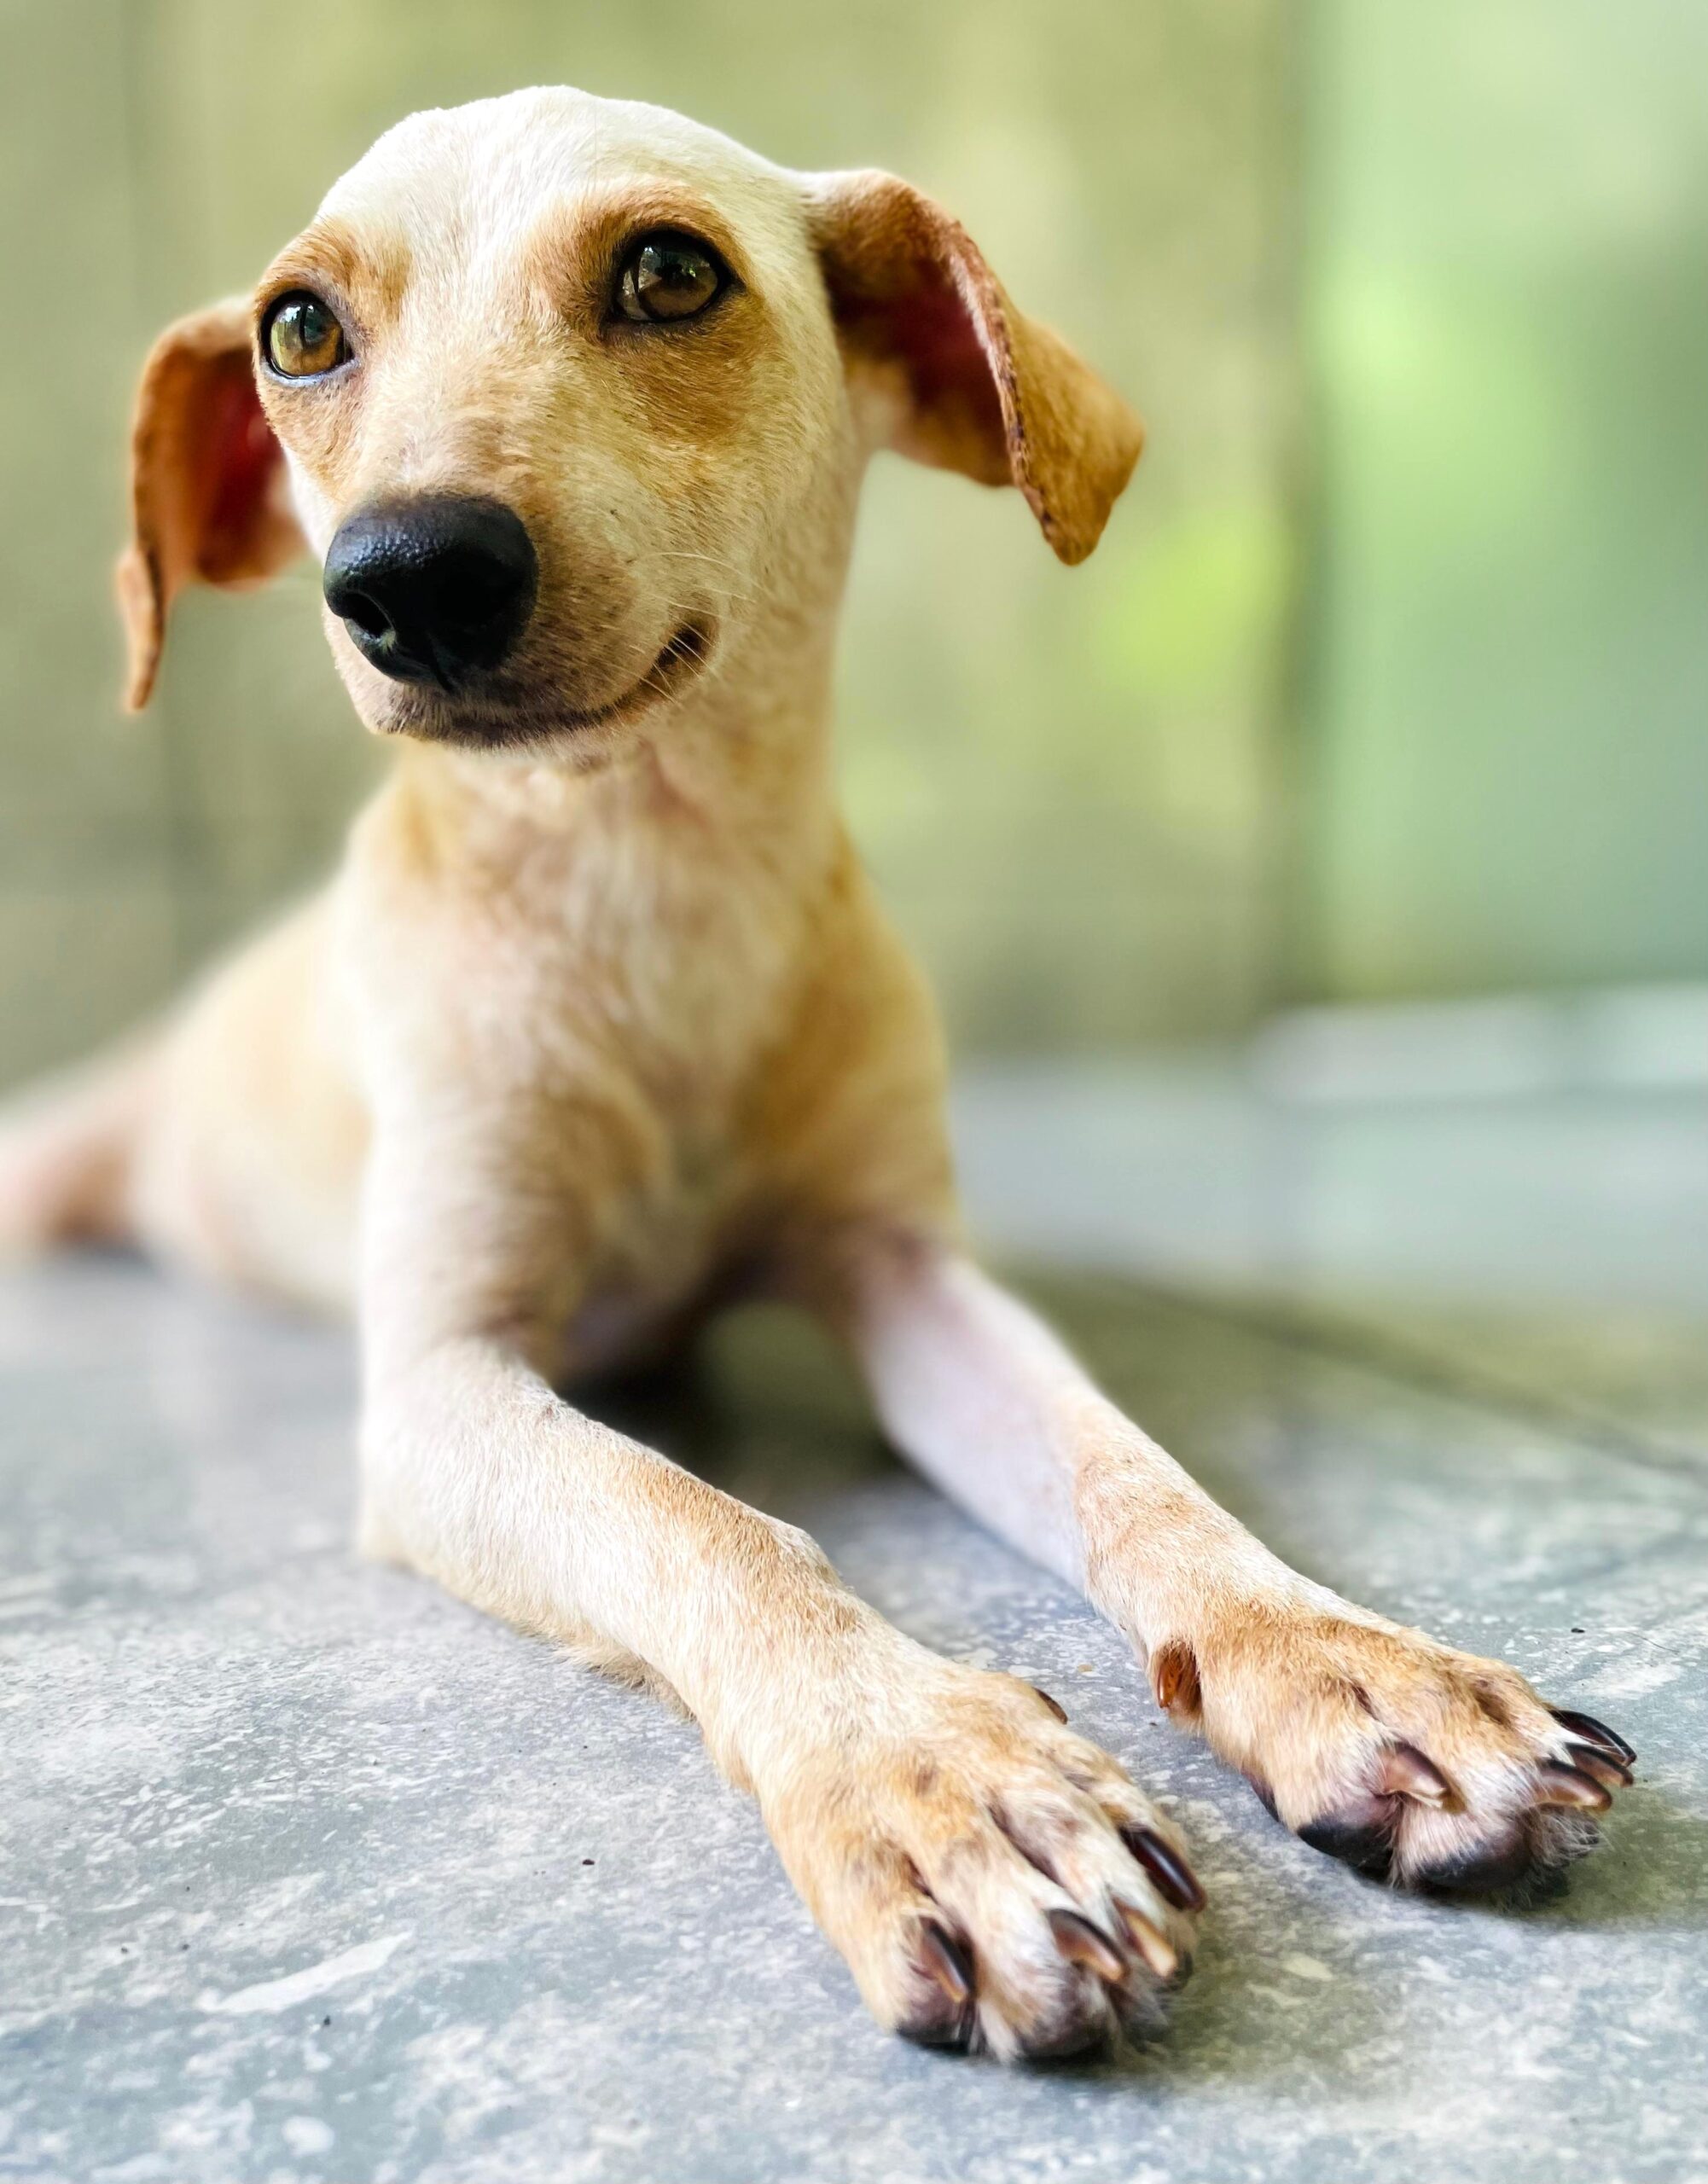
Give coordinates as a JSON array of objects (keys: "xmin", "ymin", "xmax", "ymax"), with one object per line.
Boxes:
[{"xmin": 316, "ymin": 87, "xmax": 798, "ymax": 264}]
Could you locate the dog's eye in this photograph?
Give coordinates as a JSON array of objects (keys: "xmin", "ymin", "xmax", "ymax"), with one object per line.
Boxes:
[
  {"xmin": 614, "ymin": 232, "xmax": 728, "ymax": 325},
  {"xmin": 262, "ymin": 292, "xmax": 350, "ymax": 379}
]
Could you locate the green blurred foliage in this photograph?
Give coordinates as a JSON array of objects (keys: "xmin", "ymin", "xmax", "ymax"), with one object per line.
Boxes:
[{"xmin": 1303, "ymin": 0, "xmax": 1708, "ymax": 999}]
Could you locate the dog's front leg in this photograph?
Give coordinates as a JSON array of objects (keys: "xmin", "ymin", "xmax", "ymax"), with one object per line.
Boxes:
[
  {"xmin": 822, "ymin": 1227, "xmax": 1635, "ymax": 1897},
  {"xmin": 353, "ymin": 1129, "xmax": 1200, "ymax": 2058}
]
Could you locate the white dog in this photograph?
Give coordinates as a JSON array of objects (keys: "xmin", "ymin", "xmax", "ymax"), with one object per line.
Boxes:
[{"xmin": 0, "ymin": 88, "xmax": 1631, "ymax": 2059}]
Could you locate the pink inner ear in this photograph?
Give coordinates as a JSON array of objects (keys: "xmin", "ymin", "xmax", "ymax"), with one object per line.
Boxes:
[
  {"xmin": 197, "ymin": 354, "xmax": 283, "ymax": 584},
  {"xmin": 840, "ymin": 270, "xmax": 1008, "ymax": 474},
  {"xmin": 888, "ymin": 281, "xmax": 1004, "ymax": 430}
]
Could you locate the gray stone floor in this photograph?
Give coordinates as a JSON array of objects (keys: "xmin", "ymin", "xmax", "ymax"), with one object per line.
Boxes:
[{"xmin": 3, "ymin": 1060, "xmax": 1706, "ymax": 2183}]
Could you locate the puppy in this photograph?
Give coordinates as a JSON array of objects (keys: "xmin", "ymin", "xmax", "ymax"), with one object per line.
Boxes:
[{"xmin": 0, "ymin": 89, "xmax": 1632, "ymax": 2060}]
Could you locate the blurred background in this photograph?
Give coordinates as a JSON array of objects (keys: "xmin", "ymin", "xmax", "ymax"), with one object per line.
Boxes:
[
  {"xmin": 3, "ymin": 0, "xmax": 1708, "ymax": 1074},
  {"xmin": 3, "ymin": 0, "xmax": 1705, "ymax": 1075}
]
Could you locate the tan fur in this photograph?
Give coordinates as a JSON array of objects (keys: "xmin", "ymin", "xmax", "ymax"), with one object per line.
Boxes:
[{"xmin": 1, "ymin": 89, "xmax": 1622, "ymax": 2061}]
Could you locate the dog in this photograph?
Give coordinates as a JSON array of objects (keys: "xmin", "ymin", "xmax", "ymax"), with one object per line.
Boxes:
[{"xmin": 0, "ymin": 88, "xmax": 1633, "ymax": 2061}]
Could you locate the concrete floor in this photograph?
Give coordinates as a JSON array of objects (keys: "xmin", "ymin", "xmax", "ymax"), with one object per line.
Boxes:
[{"xmin": 3, "ymin": 1059, "xmax": 1706, "ymax": 2183}]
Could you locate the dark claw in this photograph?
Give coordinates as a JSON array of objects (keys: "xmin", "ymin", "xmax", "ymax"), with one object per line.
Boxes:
[
  {"xmin": 1113, "ymin": 1898, "xmax": 1182, "ymax": 1983},
  {"xmin": 1549, "ymin": 1707, "xmax": 1635, "ymax": 1767},
  {"xmin": 1046, "ymin": 1907, "xmax": 1129, "ymax": 1984},
  {"xmin": 1029, "ymin": 1683, "xmax": 1068, "ymax": 1723},
  {"xmin": 1534, "ymin": 1760, "xmax": 1612, "ymax": 1812},
  {"xmin": 916, "ymin": 1920, "xmax": 973, "ymax": 2006},
  {"xmin": 1121, "ymin": 1823, "xmax": 1207, "ymax": 1914},
  {"xmin": 1298, "ymin": 1812, "xmax": 1396, "ymax": 1880},
  {"xmin": 1565, "ymin": 1745, "xmax": 1633, "ymax": 1792},
  {"xmin": 898, "ymin": 2003, "xmax": 974, "ymax": 2051},
  {"xmin": 900, "ymin": 1921, "xmax": 977, "ymax": 2049}
]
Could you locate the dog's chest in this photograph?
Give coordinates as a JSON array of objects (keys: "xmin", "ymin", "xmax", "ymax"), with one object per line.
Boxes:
[
  {"xmin": 523, "ymin": 860, "xmax": 800, "ymax": 1368},
  {"xmin": 355, "ymin": 759, "xmax": 827, "ymax": 1359}
]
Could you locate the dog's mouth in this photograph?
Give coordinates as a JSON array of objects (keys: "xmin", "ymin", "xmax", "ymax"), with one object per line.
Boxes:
[
  {"xmin": 375, "ymin": 619, "xmax": 716, "ymax": 752},
  {"xmin": 556, "ymin": 619, "xmax": 716, "ymax": 734}
]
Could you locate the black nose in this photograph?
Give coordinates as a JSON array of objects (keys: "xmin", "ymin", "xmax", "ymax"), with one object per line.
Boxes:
[{"xmin": 322, "ymin": 496, "xmax": 538, "ymax": 689}]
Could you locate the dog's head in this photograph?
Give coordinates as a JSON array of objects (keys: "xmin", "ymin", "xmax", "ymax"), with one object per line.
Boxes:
[{"xmin": 119, "ymin": 88, "xmax": 1142, "ymax": 760}]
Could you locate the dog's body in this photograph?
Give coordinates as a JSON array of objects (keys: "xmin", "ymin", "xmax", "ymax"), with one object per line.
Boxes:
[{"xmin": 0, "ymin": 89, "xmax": 1632, "ymax": 2060}]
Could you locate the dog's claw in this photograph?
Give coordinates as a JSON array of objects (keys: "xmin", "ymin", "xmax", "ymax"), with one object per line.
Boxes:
[
  {"xmin": 917, "ymin": 1919, "xmax": 974, "ymax": 2005},
  {"xmin": 1029, "ymin": 1682, "xmax": 1068, "ymax": 1723},
  {"xmin": 1378, "ymin": 1741, "xmax": 1455, "ymax": 1807},
  {"xmin": 899, "ymin": 1920, "xmax": 978, "ymax": 2048},
  {"xmin": 1046, "ymin": 1907, "xmax": 1129, "ymax": 1984},
  {"xmin": 1533, "ymin": 1760, "xmax": 1612, "ymax": 1811},
  {"xmin": 1113, "ymin": 1899, "xmax": 1181, "ymax": 1983},
  {"xmin": 1121, "ymin": 1823, "xmax": 1207, "ymax": 1912},
  {"xmin": 1549, "ymin": 1706, "xmax": 1635, "ymax": 1767},
  {"xmin": 1566, "ymin": 1745, "xmax": 1633, "ymax": 1792}
]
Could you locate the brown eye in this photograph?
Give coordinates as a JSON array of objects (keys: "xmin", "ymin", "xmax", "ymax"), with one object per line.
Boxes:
[
  {"xmin": 615, "ymin": 232, "xmax": 727, "ymax": 324},
  {"xmin": 263, "ymin": 292, "xmax": 350, "ymax": 378}
]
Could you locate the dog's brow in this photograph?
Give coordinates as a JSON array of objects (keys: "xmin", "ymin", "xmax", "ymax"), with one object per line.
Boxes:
[
  {"xmin": 264, "ymin": 218, "xmax": 413, "ymax": 326},
  {"xmin": 519, "ymin": 185, "xmax": 747, "ymax": 309}
]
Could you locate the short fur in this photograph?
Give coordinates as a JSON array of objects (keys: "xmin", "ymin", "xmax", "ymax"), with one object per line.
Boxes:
[{"xmin": 0, "ymin": 90, "xmax": 1627, "ymax": 2060}]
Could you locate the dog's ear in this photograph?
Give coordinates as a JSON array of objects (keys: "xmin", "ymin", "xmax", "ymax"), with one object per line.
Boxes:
[
  {"xmin": 115, "ymin": 299, "xmax": 305, "ymax": 711},
  {"xmin": 805, "ymin": 170, "xmax": 1143, "ymax": 564}
]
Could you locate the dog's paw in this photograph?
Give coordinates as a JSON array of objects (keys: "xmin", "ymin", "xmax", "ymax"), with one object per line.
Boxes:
[
  {"xmin": 759, "ymin": 1653, "xmax": 1204, "ymax": 2060},
  {"xmin": 1147, "ymin": 1600, "xmax": 1634, "ymax": 1898}
]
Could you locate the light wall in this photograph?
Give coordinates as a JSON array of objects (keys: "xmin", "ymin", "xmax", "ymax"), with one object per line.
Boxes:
[{"xmin": 0, "ymin": 0, "xmax": 1296, "ymax": 1086}]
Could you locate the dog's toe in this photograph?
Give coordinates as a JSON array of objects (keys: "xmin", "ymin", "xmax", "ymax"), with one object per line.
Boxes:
[
  {"xmin": 1162, "ymin": 1609, "xmax": 1633, "ymax": 1902},
  {"xmin": 764, "ymin": 1656, "xmax": 1202, "ymax": 2061}
]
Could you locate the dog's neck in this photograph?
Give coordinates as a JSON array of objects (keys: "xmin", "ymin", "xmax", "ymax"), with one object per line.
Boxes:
[{"xmin": 381, "ymin": 595, "xmax": 850, "ymax": 910}]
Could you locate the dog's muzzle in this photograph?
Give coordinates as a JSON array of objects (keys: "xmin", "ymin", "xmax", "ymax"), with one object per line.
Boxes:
[{"xmin": 322, "ymin": 496, "xmax": 538, "ymax": 692}]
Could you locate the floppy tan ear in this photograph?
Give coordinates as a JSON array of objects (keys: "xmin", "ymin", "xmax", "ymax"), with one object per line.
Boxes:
[
  {"xmin": 115, "ymin": 299, "xmax": 305, "ymax": 711},
  {"xmin": 805, "ymin": 170, "xmax": 1143, "ymax": 564}
]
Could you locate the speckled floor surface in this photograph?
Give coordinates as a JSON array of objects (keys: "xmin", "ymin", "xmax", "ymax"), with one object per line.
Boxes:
[{"xmin": 3, "ymin": 1064, "xmax": 1706, "ymax": 2183}]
